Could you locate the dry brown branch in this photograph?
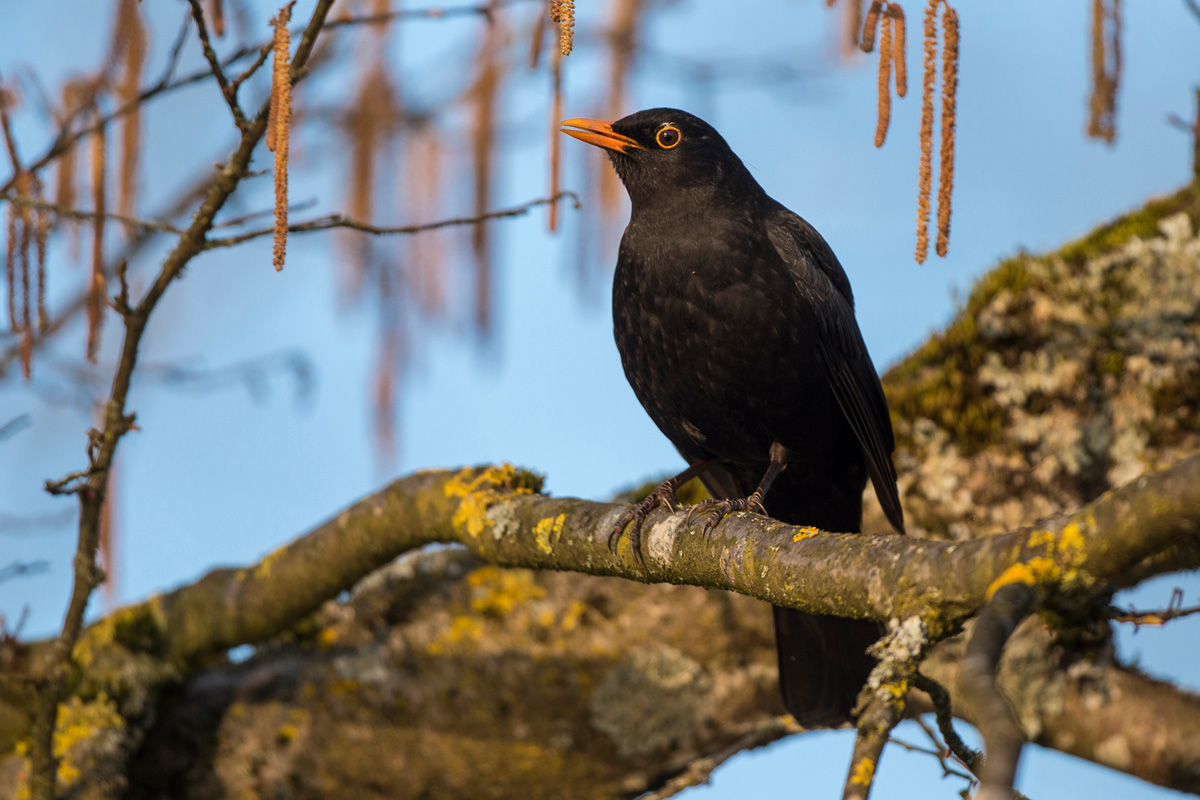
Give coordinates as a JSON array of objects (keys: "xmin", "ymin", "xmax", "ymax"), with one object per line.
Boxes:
[
  {"xmin": 270, "ymin": 2, "xmax": 295, "ymax": 271},
  {"xmin": 874, "ymin": 10, "xmax": 893, "ymax": 148},
  {"xmin": 935, "ymin": 3, "xmax": 957, "ymax": 257},
  {"xmin": 86, "ymin": 119, "xmax": 106, "ymax": 363},
  {"xmin": 915, "ymin": 0, "xmax": 937, "ymax": 263},
  {"xmin": 187, "ymin": 0, "xmax": 248, "ymax": 129}
]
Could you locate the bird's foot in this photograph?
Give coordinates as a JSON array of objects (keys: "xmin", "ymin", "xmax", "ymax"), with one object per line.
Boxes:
[
  {"xmin": 686, "ymin": 492, "xmax": 767, "ymax": 537},
  {"xmin": 608, "ymin": 480, "xmax": 684, "ymax": 564}
]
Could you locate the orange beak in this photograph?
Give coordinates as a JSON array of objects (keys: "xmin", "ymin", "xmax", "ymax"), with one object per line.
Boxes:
[{"xmin": 559, "ymin": 118, "xmax": 644, "ymax": 153}]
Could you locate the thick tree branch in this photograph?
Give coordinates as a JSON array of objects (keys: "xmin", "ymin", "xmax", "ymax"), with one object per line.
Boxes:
[{"xmin": 4, "ymin": 455, "xmax": 1200, "ymax": 795}]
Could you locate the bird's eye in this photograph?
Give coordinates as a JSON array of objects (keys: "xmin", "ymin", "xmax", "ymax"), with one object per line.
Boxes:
[{"xmin": 656, "ymin": 125, "xmax": 681, "ymax": 149}]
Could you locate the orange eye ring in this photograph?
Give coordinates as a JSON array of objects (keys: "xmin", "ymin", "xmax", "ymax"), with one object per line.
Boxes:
[{"xmin": 656, "ymin": 124, "xmax": 681, "ymax": 149}]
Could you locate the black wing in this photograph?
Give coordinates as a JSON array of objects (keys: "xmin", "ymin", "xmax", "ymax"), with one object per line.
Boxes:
[{"xmin": 765, "ymin": 205, "xmax": 905, "ymax": 535}]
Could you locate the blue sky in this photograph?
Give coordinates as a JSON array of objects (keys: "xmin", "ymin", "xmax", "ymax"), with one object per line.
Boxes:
[{"xmin": 2, "ymin": 1, "xmax": 1198, "ymax": 797}]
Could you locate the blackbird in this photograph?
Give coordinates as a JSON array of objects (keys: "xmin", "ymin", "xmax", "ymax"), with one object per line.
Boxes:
[{"xmin": 561, "ymin": 108, "xmax": 905, "ymax": 728}]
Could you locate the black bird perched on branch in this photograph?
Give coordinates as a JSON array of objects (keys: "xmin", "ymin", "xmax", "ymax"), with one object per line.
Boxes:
[{"xmin": 561, "ymin": 108, "xmax": 905, "ymax": 728}]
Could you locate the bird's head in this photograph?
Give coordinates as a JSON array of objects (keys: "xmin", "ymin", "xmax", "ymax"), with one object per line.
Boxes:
[{"xmin": 560, "ymin": 108, "xmax": 757, "ymax": 210}]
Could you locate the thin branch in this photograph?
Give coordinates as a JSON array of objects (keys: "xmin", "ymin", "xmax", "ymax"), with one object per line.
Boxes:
[
  {"xmin": 1, "ymin": 191, "xmax": 185, "ymax": 235},
  {"xmin": 203, "ymin": 191, "xmax": 582, "ymax": 250},
  {"xmin": 186, "ymin": 0, "xmax": 248, "ymax": 129},
  {"xmin": 1109, "ymin": 588, "xmax": 1200, "ymax": 627},
  {"xmin": 913, "ymin": 672, "xmax": 980, "ymax": 772},
  {"xmin": 887, "ymin": 732, "xmax": 975, "ymax": 785},
  {"xmin": 958, "ymin": 583, "xmax": 1038, "ymax": 800}
]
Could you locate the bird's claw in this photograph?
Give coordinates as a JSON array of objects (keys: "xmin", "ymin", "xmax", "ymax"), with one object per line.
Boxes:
[
  {"xmin": 685, "ymin": 494, "xmax": 767, "ymax": 538},
  {"xmin": 608, "ymin": 481, "xmax": 683, "ymax": 564}
]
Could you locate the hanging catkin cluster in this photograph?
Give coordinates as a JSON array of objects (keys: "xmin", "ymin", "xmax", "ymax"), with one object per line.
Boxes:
[
  {"xmin": 914, "ymin": 0, "xmax": 957, "ymax": 263},
  {"xmin": 267, "ymin": 3, "xmax": 294, "ymax": 272},
  {"xmin": 861, "ymin": 2, "xmax": 907, "ymax": 148},
  {"xmin": 550, "ymin": 0, "xmax": 575, "ymax": 56},
  {"xmin": 828, "ymin": 0, "xmax": 958, "ymax": 262}
]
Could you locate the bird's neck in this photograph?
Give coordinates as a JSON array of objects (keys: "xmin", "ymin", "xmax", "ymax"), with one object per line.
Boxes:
[{"xmin": 629, "ymin": 172, "xmax": 767, "ymax": 227}]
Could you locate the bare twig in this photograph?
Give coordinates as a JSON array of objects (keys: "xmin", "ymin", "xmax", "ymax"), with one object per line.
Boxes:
[
  {"xmin": 203, "ymin": 191, "xmax": 581, "ymax": 250},
  {"xmin": 1109, "ymin": 588, "xmax": 1200, "ymax": 627},
  {"xmin": 1, "ymin": 191, "xmax": 186, "ymax": 235},
  {"xmin": 187, "ymin": 0, "xmax": 248, "ymax": 129}
]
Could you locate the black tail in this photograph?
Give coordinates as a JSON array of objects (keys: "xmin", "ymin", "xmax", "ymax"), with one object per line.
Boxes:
[
  {"xmin": 699, "ymin": 457, "xmax": 890, "ymax": 728},
  {"xmin": 772, "ymin": 607, "xmax": 883, "ymax": 728}
]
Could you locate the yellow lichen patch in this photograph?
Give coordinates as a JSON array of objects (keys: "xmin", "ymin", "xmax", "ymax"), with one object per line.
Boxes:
[
  {"xmin": 72, "ymin": 595, "xmax": 166, "ymax": 668},
  {"xmin": 255, "ymin": 544, "xmax": 289, "ymax": 579},
  {"xmin": 1027, "ymin": 528, "xmax": 1055, "ymax": 550},
  {"xmin": 793, "ymin": 526, "xmax": 820, "ymax": 542},
  {"xmin": 443, "ymin": 464, "xmax": 542, "ymax": 538},
  {"xmin": 318, "ymin": 627, "xmax": 339, "ymax": 649},
  {"xmin": 468, "ymin": 566, "xmax": 546, "ymax": 616},
  {"xmin": 850, "ymin": 757, "xmax": 876, "ymax": 785},
  {"xmin": 1057, "ymin": 522, "xmax": 1085, "ymax": 563},
  {"xmin": 53, "ymin": 694, "xmax": 124, "ymax": 787},
  {"xmin": 428, "ymin": 615, "xmax": 484, "ymax": 655},
  {"xmin": 534, "ymin": 513, "xmax": 567, "ymax": 554},
  {"xmin": 985, "ymin": 556, "xmax": 1060, "ymax": 600}
]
